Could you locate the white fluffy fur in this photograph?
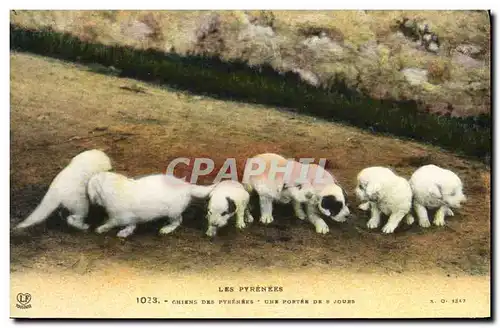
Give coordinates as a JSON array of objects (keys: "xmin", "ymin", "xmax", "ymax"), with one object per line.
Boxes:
[
  {"xmin": 205, "ymin": 180, "xmax": 252, "ymax": 237},
  {"xmin": 87, "ymin": 172, "xmax": 216, "ymax": 238},
  {"xmin": 243, "ymin": 153, "xmax": 349, "ymax": 234},
  {"xmin": 15, "ymin": 149, "xmax": 112, "ymax": 231},
  {"xmin": 409, "ymin": 164, "xmax": 466, "ymax": 227},
  {"xmin": 290, "ymin": 163, "xmax": 350, "ymax": 234},
  {"xmin": 243, "ymin": 153, "xmax": 314, "ymax": 225},
  {"xmin": 355, "ymin": 166, "xmax": 414, "ymax": 234}
]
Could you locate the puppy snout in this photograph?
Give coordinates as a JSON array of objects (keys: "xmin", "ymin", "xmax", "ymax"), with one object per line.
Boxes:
[
  {"xmin": 343, "ymin": 213, "xmax": 353, "ymax": 220},
  {"xmin": 334, "ymin": 215, "xmax": 348, "ymax": 223},
  {"xmin": 355, "ymin": 188, "xmax": 365, "ymax": 200},
  {"xmin": 206, "ymin": 226, "xmax": 217, "ymax": 237}
]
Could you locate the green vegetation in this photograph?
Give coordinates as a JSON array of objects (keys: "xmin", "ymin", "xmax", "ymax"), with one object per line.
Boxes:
[{"xmin": 10, "ymin": 24, "xmax": 490, "ymax": 161}]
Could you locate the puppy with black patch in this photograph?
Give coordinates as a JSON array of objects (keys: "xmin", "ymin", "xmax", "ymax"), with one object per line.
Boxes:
[
  {"xmin": 205, "ymin": 180, "xmax": 253, "ymax": 237},
  {"xmin": 355, "ymin": 166, "xmax": 414, "ymax": 234},
  {"xmin": 409, "ymin": 164, "xmax": 466, "ymax": 227},
  {"xmin": 290, "ymin": 162, "xmax": 350, "ymax": 234},
  {"xmin": 243, "ymin": 153, "xmax": 350, "ymax": 234}
]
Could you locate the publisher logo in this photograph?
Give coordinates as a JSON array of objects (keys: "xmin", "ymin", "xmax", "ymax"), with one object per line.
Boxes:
[{"xmin": 16, "ymin": 293, "xmax": 32, "ymax": 309}]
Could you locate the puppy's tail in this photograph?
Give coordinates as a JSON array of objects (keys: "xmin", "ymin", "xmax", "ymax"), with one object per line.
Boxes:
[
  {"xmin": 15, "ymin": 187, "xmax": 60, "ymax": 230},
  {"xmin": 190, "ymin": 184, "xmax": 217, "ymax": 198},
  {"xmin": 243, "ymin": 182, "xmax": 253, "ymax": 194}
]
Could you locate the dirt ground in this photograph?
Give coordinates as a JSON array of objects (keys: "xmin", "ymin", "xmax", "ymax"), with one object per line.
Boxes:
[{"xmin": 10, "ymin": 52, "xmax": 491, "ymax": 279}]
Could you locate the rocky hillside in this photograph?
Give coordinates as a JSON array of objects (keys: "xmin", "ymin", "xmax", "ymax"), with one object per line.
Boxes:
[{"xmin": 11, "ymin": 10, "xmax": 491, "ymax": 117}]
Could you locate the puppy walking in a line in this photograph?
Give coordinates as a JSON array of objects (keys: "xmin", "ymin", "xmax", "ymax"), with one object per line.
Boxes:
[
  {"xmin": 243, "ymin": 153, "xmax": 350, "ymax": 234},
  {"xmin": 410, "ymin": 164, "xmax": 466, "ymax": 227},
  {"xmin": 355, "ymin": 166, "xmax": 414, "ymax": 234},
  {"xmin": 243, "ymin": 153, "xmax": 315, "ymax": 226},
  {"xmin": 289, "ymin": 162, "xmax": 350, "ymax": 234},
  {"xmin": 15, "ymin": 149, "xmax": 113, "ymax": 231},
  {"xmin": 205, "ymin": 180, "xmax": 252, "ymax": 237},
  {"xmin": 87, "ymin": 172, "xmax": 216, "ymax": 238}
]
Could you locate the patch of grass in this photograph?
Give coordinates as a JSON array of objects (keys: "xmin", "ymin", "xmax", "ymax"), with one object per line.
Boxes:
[
  {"xmin": 395, "ymin": 154, "xmax": 434, "ymax": 168},
  {"xmin": 10, "ymin": 24, "xmax": 491, "ymax": 160},
  {"xmin": 80, "ymin": 22, "xmax": 99, "ymax": 42},
  {"xmin": 138, "ymin": 12, "xmax": 165, "ymax": 43},
  {"xmin": 427, "ymin": 58, "xmax": 452, "ymax": 84},
  {"xmin": 10, "ymin": 10, "xmax": 491, "ymax": 117},
  {"xmin": 297, "ymin": 25, "xmax": 345, "ymax": 42},
  {"xmin": 101, "ymin": 10, "xmax": 118, "ymax": 22},
  {"xmin": 119, "ymin": 84, "xmax": 148, "ymax": 94},
  {"xmin": 245, "ymin": 10, "xmax": 276, "ymax": 29},
  {"xmin": 85, "ymin": 63, "xmax": 121, "ymax": 76}
]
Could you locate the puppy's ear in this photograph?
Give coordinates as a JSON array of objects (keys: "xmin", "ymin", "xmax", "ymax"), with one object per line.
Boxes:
[
  {"xmin": 431, "ymin": 184, "xmax": 443, "ymax": 199},
  {"xmin": 366, "ymin": 183, "xmax": 381, "ymax": 200},
  {"xmin": 321, "ymin": 195, "xmax": 343, "ymax": 216},
  {"xmin": 221, "ymin": 197, "xmax": 237, "ymax": 216}
]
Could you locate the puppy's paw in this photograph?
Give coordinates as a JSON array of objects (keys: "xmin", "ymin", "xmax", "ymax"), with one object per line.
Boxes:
[
  {"xmin": 159, "ymin": 226, "xmax": 177, "ymax": 235},
  {"xmin": 381, "ymin": 222, "xmax": 397, "ymax": 234},
  {"xmin": 260, "ymin": 214, "xmax": 274, "ymax": 224},
  {"xmin": 405, "ymin": 214, "xmax": 415, "ymax": 225},
  {"xmin": 245, "ymin": 214, "xmax": 254, "ymax": 223},
  {"xmin": 236, "ymin": 220, "xmax": 246, "ymax": 230},
  {"xmin": 67, "ymin": 217, "xmax": 89, "ymax": 231},
  {"xmin": 116, "ymin": 230, "xmax": 132, "ymax": 239},
  {"xmin": 358, "ymin": 202, "xmax": 370, "ymax": 211},
  {"xmin": 315, "ymin": 220, "xmax": 329, "ymax": 234},
  {"xmin": 445, "ymin": 208, "xmax": 454, "ymax": 216},
  {"xmin": 296, "ymin": 213, "xmax": 307, "ymax": 221},
  {"xmin": 116, "ymin": 225, "xmax": 136, "ymax": 238},
  {"xmin": 366, "ymin": 218, "xmax": 379, "ymax": 229},
  {"xmin": 95, "ymin": 226, "xmax": 107, "ymax": 234},
  {"xmin": 434, "ymin": 218, "xmax": 446, "ymax": 226},
  {"xmin": 206, "ymin": 227, "xmax": 217, "ymax": 237},
  {"xmin": 419, "ymin": 219, "xmax": 431, "ymax": 228}
]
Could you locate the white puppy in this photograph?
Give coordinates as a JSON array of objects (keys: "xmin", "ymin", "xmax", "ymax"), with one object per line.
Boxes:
[
  {"xmin": 355, "ymin": 166, "xmax": 414, "ymax": 234},
  {"xmin": 205, "ymin": 180, "xmax": 253, "ymax": 237},
  {"xmin": 15, "ymin": 149, "xmax": 112, "ymax": 231},
  {"xmin": 243, "ymin": 153, "xmax": 314, "ymax": 224},
  {"xmin": 87, "ymin": 172, "xmax": 216, "ymax": 238},
  {"xmin": 289, "ymin": 163, "xmax": 350, "ymax": 234},
  {"xmin": 409, "ymin": 164, "xmax": 466, "ymax": 227},
  {"xmin": 243, "ymin": 153, "xmax": 349, "ymax": 234},
  {"xmin": 243, "ymin": 153, "xmax": 314, "ymax": 225}
]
